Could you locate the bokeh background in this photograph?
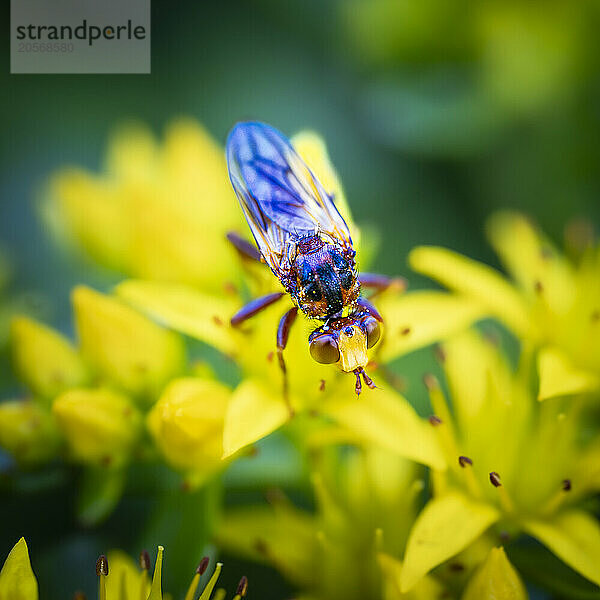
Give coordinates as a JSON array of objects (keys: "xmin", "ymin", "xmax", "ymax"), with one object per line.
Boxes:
[{"xmin": 2, "ymin": 0, "xmax": 600, "ymax": 597}]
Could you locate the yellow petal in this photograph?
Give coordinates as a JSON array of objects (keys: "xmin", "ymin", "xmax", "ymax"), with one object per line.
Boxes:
[
  {"xmin": 461, "ymin": 547, "xmax": 528, "ymax": 600},
  {"xmin": 105, "ymin": 550, "xmax": 147, "ymax": 600},
  {"xmin": 52, "ymin": 387, "xmax": 142, "ymax": 467},
  {"xmin": 0, "ymin": 538, "xmax": 38, "ymax": 600},
  {"xmin": 116, "ymin": 280, "xmax": 238, "ymax": 356},
  {"xmin": 378, "ymin": 553, "xmax": 444, "ymax": 600},
  {"xmin": 523, "ymin": 510, "xmax": 600, "ymax": 586},
  {"xmin": 148, "ymin": 377, "xmax": 230, "ymax": 472},
  {"xmin": 377, "ymin": 291, "xmax": 486, "ymax": 363},
  {"xmin": 46, "ymin": 169, "xmax": 129, "ymax": 271},
  {"xmin": 321, "ymin": 387, "xmax": 446, "ymax": 470},
  {"xmin": 537, "ymin": 346, "xmax": 600, "ymax": 400},
  {"xmin": 198, "ymin": 563, "xmax": 223, "ymax": 600},
  {"xmin": 147, "ymin": 546, "xmax": 164, "ymax": 600},
  {"xmin": 10, "ymin": 316, "xmax": 88, "ymax": 399},
  {"xmin": 215, "ymin": 506, "xmax": 315, "ymax": 586},
  {"xmin": 487, "ymin": 211, "xmax": 575, "ymax": 314},
  {"xmin": 401, "ymin": 492, "xmax": 500, "ymax": 592},
  {"xmin": 222, "ymin": 380, "xmax": 290, "ymax": 458},
  {"xmin": 0, "ymin": 400, "xmax": 60, "ymax": 467},
  {"xmin": 409, "ymin": 246, "xmax": 533, "ymax": 339},
  {"xmin": 73, "ymin": 286, "xmax": 185, "ymax": 399}
]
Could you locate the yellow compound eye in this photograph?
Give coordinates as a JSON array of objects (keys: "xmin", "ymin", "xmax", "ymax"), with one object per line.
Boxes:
[
  {"xmin": 310, "ymin": 334, "xmax": 340, "ymax": 364},
  {"xmin": 362, "ymin": 316, "xmax": 381, "ymax": 349}
]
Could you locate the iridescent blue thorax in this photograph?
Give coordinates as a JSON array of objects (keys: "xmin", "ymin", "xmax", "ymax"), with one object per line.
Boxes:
[{"xmin": 288, "ymin": 235, "xmax": 360, "ymax": 319}]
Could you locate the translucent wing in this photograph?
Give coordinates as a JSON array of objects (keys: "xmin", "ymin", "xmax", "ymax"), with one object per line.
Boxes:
[{"xmin": 226, "ymin": 121, "xmax": 353, "ymax": 277}]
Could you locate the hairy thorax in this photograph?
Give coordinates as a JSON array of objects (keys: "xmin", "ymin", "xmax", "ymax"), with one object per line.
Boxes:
[{"xmin": 289, "ymin": 236, "xmax": 360, "ymax": 319}]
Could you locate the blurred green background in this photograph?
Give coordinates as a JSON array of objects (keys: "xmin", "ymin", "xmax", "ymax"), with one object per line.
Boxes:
[{"xmin": 2, "ymin": 0, "xmax": 600, "ymax": 597}]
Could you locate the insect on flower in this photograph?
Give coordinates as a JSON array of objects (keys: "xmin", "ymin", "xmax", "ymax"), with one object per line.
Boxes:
[{"xmin": 226, "ymin": 122, "xmax": 401, "ymax": 398}]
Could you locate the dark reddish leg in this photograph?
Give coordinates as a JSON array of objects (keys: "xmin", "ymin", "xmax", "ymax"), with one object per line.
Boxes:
[
  {"xmin": 357, "ymin": 297, "xmax": 383, "ymax": 322},
  {"xmin": 230, "ymin": 292, "xmax": 285, "ymax": 326},
  {"xmin": 359, "ymin": 273, "xmax": 407, "ymax": 298},
  {"xmin": 277, "ymin": 307, "xmax": 298, "ymax": 416},
  {"xmin": 227, "ymin": 231, "xmax": 262, "ymax": 262},
  {"xmin": 361, "ymin": 368, "xmax": 377, "ymax": 390}
]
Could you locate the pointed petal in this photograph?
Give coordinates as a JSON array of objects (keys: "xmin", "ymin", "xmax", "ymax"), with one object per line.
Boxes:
[
  {"xmin": 378, "ymin": 290, "xmax": 486, "ymax": 363},
  {"xmin": 198, "ymin": 563, "xmax": 223, "ymax": 600},
  {"xmin": 523, "ymin": 510, "xmax": 600, "ymax": 586},
  {"xmin": 222, "ymin": 380, "xmax": 290, "ymax": 458},
  {"xmin": 321, "ymin": 387, "xmax": 446, "ymax": 469},
  {"xmin": 401, "ymin": 492, "xmax": 500, "ymax": 592},
  {"xmin": 215, "ymin": 506, "xmax": 315, "ymax": 586},
  {"xmin": 0, "ymin": 538, "xmax": 38, "ymax": 600},
  {"xmin": 409, "ymin": 246, "xmax": 533, "ymax": 339},
  {"xmin": 116, "ymin": 280, "xmax": 239, "ymax": 355},
  {"xmin": 461, "ymin": 547, "xmax": 528, "ymax": 600},
  {"xmin": 73, "ymin": 286, "xmax": 185, "ymax": 399},
  {"xmin": 378, "ymin": 553, "xmax": 445, "ymax": 600},
  {"xmin": 487, "ymin": 212, "xmax": 575, "ymax": 314},
  {"xmin": 147, "ymin": 546, "xmax": 164, "ymax": 600},
  {"xmin": 538, "ymin": 346, "xmax": 600, "ymax": 400}
]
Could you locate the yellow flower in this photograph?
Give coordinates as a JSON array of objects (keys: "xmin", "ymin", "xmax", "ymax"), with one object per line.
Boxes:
[
  {"xmin": 147, "ymin": 377, "xmax": 231, "ymax": 483},
  {"xmin": 217, "ymin": 444, "xmax": 527, "ymax": 600},
  {"xmin": 410, "ymin": 211, "xmax": 600, "ymax": 400},
  {"xmin": 52, "ymin": 387, "xmax": 142, "ymax": 467},
  {"xmin": 0, "ymin": 540, "xmax": 246, "ymax": 600},
  {"xmin": 0, "ymin": 400, "xmax": 60, "ymax": 467},
  {"xmin": 115, "ymin": 127, "xmax": 483, "ymax": 467},
  {"xmin": 217, "ymin": 446, "xmax": 443, "ymax": 600},
  {"xmin": 46, "ymin": 120, "xmax": 244, "ymax": 291},
  {"xmin": 399, "ymin": 330, "xmax": 600, "ymax": 592}
]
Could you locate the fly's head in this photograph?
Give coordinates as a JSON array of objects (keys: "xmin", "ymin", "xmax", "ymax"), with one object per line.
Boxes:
[{"xmin": 308, "ymin": 310, "xmax": 382, "ymax": 372}]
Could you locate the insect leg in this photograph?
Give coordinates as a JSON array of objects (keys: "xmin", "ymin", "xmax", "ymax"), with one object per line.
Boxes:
[
  {"xmin": 226, "ymin": 231, "xmax": 263, "ymax": 262},
  {"xmin": 356, "ymin": 296, "xmax": 383, "ymax": 322},
  {"xmin": 359, "ymin": 273, "xmax": 407, "ymax": 298},
  {"xmin": 230, "ymin": 292, "xmax": 285, "ymax": 326},
  {"xmin": 277, "ymin": 307, "xmax": 298, "ymax": 416}
]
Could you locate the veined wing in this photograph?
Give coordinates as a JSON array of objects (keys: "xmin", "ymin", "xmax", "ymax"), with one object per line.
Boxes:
[{"xmin": 226, "ymin": 121, "xmax": 353, "ymax": 276}]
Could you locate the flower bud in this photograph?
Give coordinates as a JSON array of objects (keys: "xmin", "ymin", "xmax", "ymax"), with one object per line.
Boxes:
[
  {"xmin": 0, "ymin": 400, "xmax": 60, "ymax": 466},
  {"xmin": 72, "ymin": 286, "xmax": 185, "ymax": 400},
  {"xmin": 52, "ymin": 388, "xmax": 141, "ymax": 467},
  {"xmin": 10, "ymin": 316, "xmax": 88, "ymax": 399},
  {"xmin": 147, "ymin": 378, "xmax": 230, "ymax": 473}
]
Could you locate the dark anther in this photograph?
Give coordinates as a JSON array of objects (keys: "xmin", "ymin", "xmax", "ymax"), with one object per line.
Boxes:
[
  {"xmin": 428, "ymin": 415, "xmax": 442, "ymax": 426},
  {"xmin": 73, "ymin": 592, "xmax": 87, "ymax": 600},
  {"xmin": 197, "ymin": 556, "xmax": 210, "ymax": 575},
  {"xmin": 139, "ymin": 549, "xmax": 151, "ymax": 571},
  {"xmin": 96, "ymin": 554, "xmax": 109, "ymax": 577},
  {"xmin": 534, "ymin": 280, "xmax": 544, "ymax": 294},
  {"xmin": 448, "ymin": 562, "xmax": 465, "ymax": 572},
  {"xmin": 562, "ymin": 479, "xmax": 572, "ymax": 491},
  {"xmin": 458, "ymin": 456, "xmax": 473, "ymax": 468},
  {"xmin": 489, "ymin": 472, "xmax": 502, "ymax": 487},
  {"xmin": 319, "ymin": 379, "xmax": 326, "ymax": 392},
  {"xmin": 236, "ymin": 576, "xmax": 249, "ymax": 597},
  {"xmin": 212, "ymin": 315, "xmax": 223, "ymax": 327},
  {"xmin": 591, "ymin": 310, "xmax": 600, "ymax": 323},
  {"xmin": 400, "ymin": 326, "xmax": 411, "ymax": 336}
]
